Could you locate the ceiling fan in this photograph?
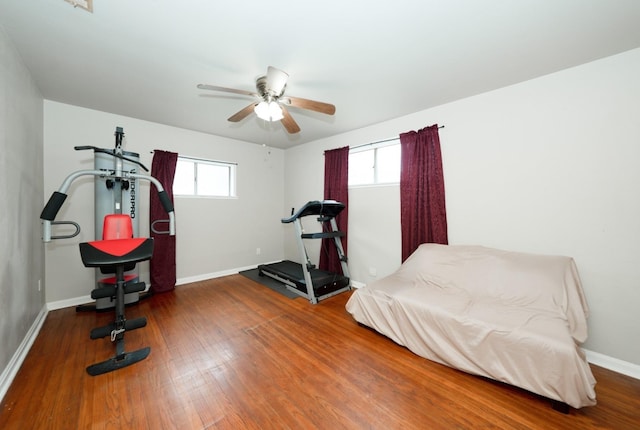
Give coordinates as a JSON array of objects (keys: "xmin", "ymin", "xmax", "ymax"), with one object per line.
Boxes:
[{"xmin": 197, "ymin": 66, "xmax": 336, "ymax": 134}]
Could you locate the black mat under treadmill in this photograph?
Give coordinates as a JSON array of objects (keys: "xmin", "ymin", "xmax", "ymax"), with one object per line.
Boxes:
[{"xmin": 258, "ymin": 260, "xmax": 349, "ymax": 296}]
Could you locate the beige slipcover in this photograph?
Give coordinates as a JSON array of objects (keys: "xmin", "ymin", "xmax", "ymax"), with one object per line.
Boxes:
[{"xmin": 345, "ymin": 244, "xmax": 597, "ymax": 408}]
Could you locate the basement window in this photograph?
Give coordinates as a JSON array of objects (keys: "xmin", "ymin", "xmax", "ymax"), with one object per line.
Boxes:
[
  {"xmin": 349, "ymin": 139, "xmax": 401, "ymax": 186},
  {"xmin": 173, "ymin": 156, "xmax": 237, "ymax": 198}
]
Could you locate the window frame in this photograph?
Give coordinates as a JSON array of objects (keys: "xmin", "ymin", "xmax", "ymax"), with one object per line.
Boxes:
[
  {"xmin": 173, "ymin": 155, "xmax": 237, "ymax": 198},
  {"xmin": 348, "ymin": 138, "xmax": 401, "ymax": 187}
]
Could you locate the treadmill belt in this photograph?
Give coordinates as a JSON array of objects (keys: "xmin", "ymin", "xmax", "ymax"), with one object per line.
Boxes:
[{"xmin": 258, "ymin": 260, "xmax": 349, "ymax": 296}]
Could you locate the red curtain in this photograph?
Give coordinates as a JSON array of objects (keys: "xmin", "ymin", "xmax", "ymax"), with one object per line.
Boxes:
[
  {"xmin": 149, "ymin": 150, "xmax": 178, "ymax": 293},
  {"xmin": 319, "ymin": 146, "xmax": 349, "ymax": 274},
  {"xmin": 399, "ymin": 125, "xmax": 448, "ymax": 262}
]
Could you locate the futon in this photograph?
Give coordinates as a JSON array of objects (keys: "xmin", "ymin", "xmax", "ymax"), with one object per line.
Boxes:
[{"xmin": 345, "ymin": 244, "xmax": 597, "ymax": 409}]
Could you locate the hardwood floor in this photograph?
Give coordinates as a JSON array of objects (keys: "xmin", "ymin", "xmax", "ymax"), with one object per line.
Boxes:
[{"xmin": 1, "ymin": 275, "xmax": 639, "ymax": 429}]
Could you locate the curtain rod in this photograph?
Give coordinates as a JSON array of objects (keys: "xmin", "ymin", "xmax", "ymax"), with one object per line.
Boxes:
[
  {"xmin": 150, "ymin": 151, "xmax": 238, "ymax": 166},
  {"xmin": 350, "ymin": 125, "xmax": 445, "ymax": 150}
]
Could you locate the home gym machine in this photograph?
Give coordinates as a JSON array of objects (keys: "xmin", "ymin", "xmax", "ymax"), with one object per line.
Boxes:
[
  {"xmin": 258, "ymin": 200, "xmax": 350, "ymax": 304},
  {"xmin": 40, "ymin": 127, "xmax": 176, "ymax": 375}
]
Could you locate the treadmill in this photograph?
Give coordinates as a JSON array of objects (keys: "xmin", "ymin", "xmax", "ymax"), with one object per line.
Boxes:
[{"xmin": 258, "ymin": 200, "xmax": 351, "ymax": 304}]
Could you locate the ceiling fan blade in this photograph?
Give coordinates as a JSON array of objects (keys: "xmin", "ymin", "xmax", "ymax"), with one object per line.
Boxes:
[
  {"xmin": 266, "ymin": 66, "xmax": 289, "ymax": 96},
  {"xmin": 197, "ymin": 84, "xmax": 259, "ymax": 98},
  {"xmin": 228, "ymin": 103, "xmax": 258, "ymax": 122},
  {"xmin": 281, "ymin": 96, "xmax": 336, "ymax": 115},
  {"xmin": 280, "ymin": 106, "xmax": 301, "ymax": 134}
]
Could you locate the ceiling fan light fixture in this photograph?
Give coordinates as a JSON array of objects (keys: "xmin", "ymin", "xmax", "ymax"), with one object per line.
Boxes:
[
  {"xmin": 64, "ymin": 0, "xmax": 93, "ymax": 12},
  {"xmin": 254, "ymin": 101, "xmax": 283, "ymax": 121},
  {"xmin": 198, "ymin": 66, "xmax": 335, "ymax": 133}
]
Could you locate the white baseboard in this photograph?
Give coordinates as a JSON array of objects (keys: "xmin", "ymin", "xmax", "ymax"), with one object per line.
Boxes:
[
  {"xmin": 350, "ymin": 280, "xmax": 366, "ymax": 289},
  {"xmin": 176, "ymin": 264, "xmax": 257, "ymax": 286},
  {"xmin": 0, "ymin": 304, "xmax": 48, "ymax": 403},
  {"xmin": 47, "ymin": 294, "xmax": 93, "ymax": 311},
  {"xmin": 585, "ymin": 349, "xmax": 640, "ymax": 380},
  {"xmin": 46, "ymin": 264, "xmax": 262, "ymax": 311}
]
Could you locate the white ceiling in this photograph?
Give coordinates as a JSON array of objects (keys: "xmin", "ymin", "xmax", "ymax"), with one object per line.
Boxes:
[{"xmin": 2, "ymin": 1, "xmax": 640, "ymax": 149}]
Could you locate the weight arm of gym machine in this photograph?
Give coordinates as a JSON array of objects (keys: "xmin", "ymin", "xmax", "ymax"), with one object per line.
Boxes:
[{"xmin": 40, "ymin": 169, "xmax": 176, "ymax": 242}]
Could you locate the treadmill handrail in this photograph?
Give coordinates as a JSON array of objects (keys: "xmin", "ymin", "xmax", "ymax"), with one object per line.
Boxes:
[{"xmin": 281, "ymin": 200, "xmax": 345, "ymax": 223}]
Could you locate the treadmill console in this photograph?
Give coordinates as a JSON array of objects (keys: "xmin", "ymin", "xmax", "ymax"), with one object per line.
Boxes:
[{"xmin": 281, "ymin": 200, "xmax": 344, "ymax": 223}]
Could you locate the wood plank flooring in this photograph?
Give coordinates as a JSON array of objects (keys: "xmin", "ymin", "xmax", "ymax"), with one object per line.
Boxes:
[{"xmin": 1, "ymin": 275, "xmax": 639, "ymax": 429}]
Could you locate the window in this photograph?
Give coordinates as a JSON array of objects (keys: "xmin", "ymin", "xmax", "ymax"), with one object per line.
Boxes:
[
  {"xmin": 173, "ymin": 156, "xmax": 237, "ymax": 197},
  {"xmin": 348, "ymin": 139, "xmax": 400, "ymax": 186}
]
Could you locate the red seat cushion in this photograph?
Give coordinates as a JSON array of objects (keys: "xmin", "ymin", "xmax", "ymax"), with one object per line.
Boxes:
[
  {"xmin": 99, "ymin": 274, "xmax": 138, "ymax": 284},
  {"xmin": 88, "ymin": 238, "xmax": 147, "ymax": 257}
]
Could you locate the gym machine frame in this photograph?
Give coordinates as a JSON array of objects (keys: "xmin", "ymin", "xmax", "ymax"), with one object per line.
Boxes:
[{"xmin": 40, "ymin": 127, "xmax": 175, "ymax": 375}]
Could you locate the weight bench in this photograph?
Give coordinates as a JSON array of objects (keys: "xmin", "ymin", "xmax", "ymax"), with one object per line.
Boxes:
[{"xmin": 79, "ymin": 214, "xmax": 154, "ymax": 376}]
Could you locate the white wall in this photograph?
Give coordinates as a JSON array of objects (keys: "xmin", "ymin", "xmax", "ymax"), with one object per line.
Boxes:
[
  {"xmin": 43, "ymin": 101, "xmax": 285, "ymax": 303},
  {"xmin": 10, "ymin": 35, "xmax": 639, "ymax": 375},
  {"xmin": 0, "ymin": 26, "xmax": 44, "ymax": 387},
  {"xmin": 284, "ymin": 48, "xmax": 640, "ymax": 367}
]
